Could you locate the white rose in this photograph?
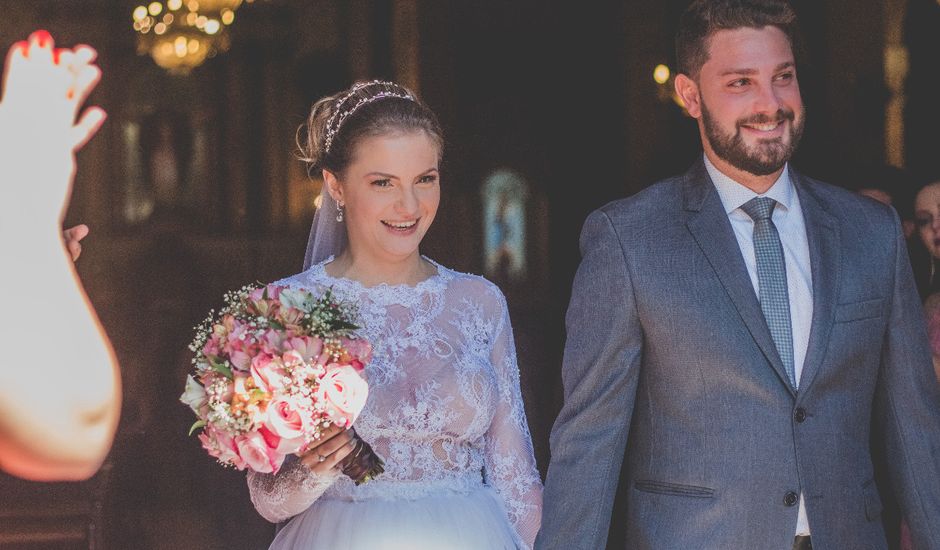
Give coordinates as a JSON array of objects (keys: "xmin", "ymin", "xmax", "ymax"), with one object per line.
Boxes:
[{"xmin": 180, "ymin": 375, "xmax": 208, "ymax": 414}]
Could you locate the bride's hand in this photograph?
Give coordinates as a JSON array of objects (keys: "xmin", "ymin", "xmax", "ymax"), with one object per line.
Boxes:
[{"xmin": 299, "ymin": 424, "xmax": 358, "ymax": 474}]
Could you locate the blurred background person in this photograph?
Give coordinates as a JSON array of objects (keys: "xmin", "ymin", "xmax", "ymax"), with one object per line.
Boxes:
[
  {"xmin": 914, "ymin": 178, "xmax": 940, "ymax": 382},
  {"xmin": 913, "ymin": 179, "xmax": 940, "ymax": 299}
]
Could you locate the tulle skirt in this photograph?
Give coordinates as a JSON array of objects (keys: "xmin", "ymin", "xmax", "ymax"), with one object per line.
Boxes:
[{"xmin": 269, "ymin": 485, "xmax": 521, "ymax": 550}]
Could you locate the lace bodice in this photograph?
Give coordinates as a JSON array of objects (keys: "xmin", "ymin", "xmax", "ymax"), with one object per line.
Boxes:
[{"xmin": 247, "ymin": 258, "xmax": 543, "ymax": 548}]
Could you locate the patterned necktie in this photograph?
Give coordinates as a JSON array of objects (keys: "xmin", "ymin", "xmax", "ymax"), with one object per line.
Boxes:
[{"xmin": 740, "ymin": 197, "xmax": 796, "ymax": 389}]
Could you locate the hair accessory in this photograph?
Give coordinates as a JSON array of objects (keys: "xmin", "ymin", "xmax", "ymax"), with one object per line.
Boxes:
[{"xmin": 324, "ymin": 80, "xmax": 416, "ymax": 154}]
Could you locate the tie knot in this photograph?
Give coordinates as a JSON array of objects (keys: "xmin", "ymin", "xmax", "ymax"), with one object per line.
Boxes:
[{"xmin": 741, "ymin": 196, "xmax": 777, "ymax": 222}]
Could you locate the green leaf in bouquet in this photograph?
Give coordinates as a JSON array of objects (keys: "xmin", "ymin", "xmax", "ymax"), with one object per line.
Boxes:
[
  {"xmin": 188, "ymin": 419, "xmax": 207, "ymax": 436},
  {"xmin": 331, "ymin": 320, "xmax": 360, "ymax": 332},
  {"xmin": 209, "ymin": 358, "xmax": 234, "ymax": 380},
  {"xmin": 268, "ymin": 319, "xmax": 285, "ymax": 331}
]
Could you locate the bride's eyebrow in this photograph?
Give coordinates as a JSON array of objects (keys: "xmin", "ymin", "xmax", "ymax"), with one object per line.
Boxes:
[{"xmin": 365, "ymin": 172, "xmax": 398, "ymax": 179}]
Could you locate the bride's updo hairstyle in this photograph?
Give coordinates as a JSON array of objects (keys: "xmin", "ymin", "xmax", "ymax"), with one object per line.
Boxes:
[{"xmin": 300, "ymin": 80, "xmax": 444, "ymax": 176}]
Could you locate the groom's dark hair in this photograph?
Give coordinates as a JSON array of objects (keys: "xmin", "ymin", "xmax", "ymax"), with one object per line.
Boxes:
[{"xmin": 676, "ymin": 0, "xmax": 802, "ymax": 78}]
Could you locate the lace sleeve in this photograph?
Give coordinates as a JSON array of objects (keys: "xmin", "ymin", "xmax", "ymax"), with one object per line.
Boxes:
[
  {"xmin": 246, "ymin": 455, "xmax": 339, "ymax": 523},
  {"xmin": 483, "ymin": 290, "xmax": 544, "ymax": 550}
]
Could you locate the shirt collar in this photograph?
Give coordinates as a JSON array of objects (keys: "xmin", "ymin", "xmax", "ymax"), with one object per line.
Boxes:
[{"xmin": 703, "ymin": 153, "xmax": 793, "ymax": 215}]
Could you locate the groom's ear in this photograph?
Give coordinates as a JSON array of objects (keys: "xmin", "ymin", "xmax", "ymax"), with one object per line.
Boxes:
[
  {"xmin": 675, "ymin": 74, "xmax": 702, "ymax": 119},
  {"xmin": 322, "ymin": 169, "xmax": 344, "ymax": 203}
]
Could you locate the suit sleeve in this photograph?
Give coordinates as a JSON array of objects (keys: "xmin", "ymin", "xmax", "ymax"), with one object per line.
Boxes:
[
  {"xmin": 535, "ymin": 209, "xmax": 643, "ymax": 550},
  {"xmin": 877, "ymin": 211, "xmax": 940, "ymax": 549}
]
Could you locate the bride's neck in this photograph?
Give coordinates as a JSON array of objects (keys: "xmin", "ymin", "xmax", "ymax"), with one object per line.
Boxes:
[{"xmin": 326, "ymin": 250, "xmax": 434, "ymax": 287}]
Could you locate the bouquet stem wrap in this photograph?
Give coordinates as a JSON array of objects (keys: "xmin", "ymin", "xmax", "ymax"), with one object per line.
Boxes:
[{"xmin": 341, "ymin": 436, "xmax": 385, "ymax": 485}]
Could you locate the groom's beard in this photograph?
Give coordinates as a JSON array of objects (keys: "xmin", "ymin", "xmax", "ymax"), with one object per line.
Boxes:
[{"xmin": 702, "ymin": 102, "xmax": 805, "ymax": 176}]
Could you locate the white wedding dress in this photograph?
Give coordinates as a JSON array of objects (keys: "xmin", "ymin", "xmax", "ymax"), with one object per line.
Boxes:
[{"xmin": 247, "ymin": 258, "xmax": 543, "ymax": 549}]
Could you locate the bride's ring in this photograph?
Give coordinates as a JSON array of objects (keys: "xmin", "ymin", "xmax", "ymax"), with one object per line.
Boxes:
[{"xmin": 317, "ymin": 454, "xmax": 326, "ymax": 463}]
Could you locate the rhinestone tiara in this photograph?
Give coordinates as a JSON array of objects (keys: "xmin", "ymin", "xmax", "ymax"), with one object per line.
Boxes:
[{"xmin": 323, "ymin": 80, "xmax": 416, "ymax": 154}]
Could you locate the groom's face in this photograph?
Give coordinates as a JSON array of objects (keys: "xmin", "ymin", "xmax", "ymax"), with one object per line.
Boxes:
[{"xmin": 692, "ymin": 26, "xmax": 805, "ymax": 176}]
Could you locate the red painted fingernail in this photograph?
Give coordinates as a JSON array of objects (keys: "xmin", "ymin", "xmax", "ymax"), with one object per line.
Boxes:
[
  {"xmin": 34, "ymin": 30, "xmax": 52, "ymax": 47},
  {"xmin": 14, "ymin": 41, "xmax": 29, "ymax": 59},
  {"xmin": 53, "ymin": 48, "xmax": 61, "ymax": 65}
]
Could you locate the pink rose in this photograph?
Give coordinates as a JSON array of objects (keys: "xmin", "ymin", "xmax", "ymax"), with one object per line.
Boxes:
[
  {"xmin": 235, "ymin": 432, "xmax": 284, "ymax": 474},
  {"xmin": 315, "ymin": 365, "xmax": 369, "ymax": 427},
  {"xmin": 235, "ymin": 431, "xmax": 283, "ymax": 474},
  {"xmin": 250, "ymin": 353, "xmax": 284, "ymax": 392},
  {"xmin": 259, "ymin": 425, "xmax": 281, "ymax": 450},
  {"xmin": 263, "ymin": 398, "xmax": 307, "ymax": 454},
  {"xmin": 199, "ymin": 425, "xmax": 246, "ymax": 470}
]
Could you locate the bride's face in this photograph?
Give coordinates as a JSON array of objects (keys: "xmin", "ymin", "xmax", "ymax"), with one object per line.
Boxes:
[{"xmin": 327, "ymin": 131, "xmax": 441, "ymax": 264}]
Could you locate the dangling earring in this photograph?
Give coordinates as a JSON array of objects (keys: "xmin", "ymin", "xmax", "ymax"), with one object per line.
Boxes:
[{"xmin": 336, "ymin": 201, "xmax": 345, "ymax": 223}]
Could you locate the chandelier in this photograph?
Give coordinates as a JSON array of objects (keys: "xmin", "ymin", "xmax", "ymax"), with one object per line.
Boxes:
[{"xmin": 133, "ymin": 0, "xmax": 253, "ymax": 74}]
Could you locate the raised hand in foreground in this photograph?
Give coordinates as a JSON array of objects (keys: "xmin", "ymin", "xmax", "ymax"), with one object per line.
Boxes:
[{"xmin": 0, "ymin": 31, "xmax": 120, "ymax": 481}]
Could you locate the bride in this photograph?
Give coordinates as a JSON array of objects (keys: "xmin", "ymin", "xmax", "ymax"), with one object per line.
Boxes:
[{"xmin": 247, "ymin": 80, "xmax": 543, "ymax": 549}]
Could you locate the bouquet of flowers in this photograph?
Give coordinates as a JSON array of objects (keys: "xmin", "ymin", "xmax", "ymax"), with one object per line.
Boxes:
[{"xmin": 180, "ymin": 283, "xmax": 384, "ymax": 484}]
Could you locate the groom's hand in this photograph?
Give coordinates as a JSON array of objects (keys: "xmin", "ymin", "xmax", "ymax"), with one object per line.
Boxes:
[{"xmin": 299, "ymin": 424, "xmax": 357, "ymax": 474}]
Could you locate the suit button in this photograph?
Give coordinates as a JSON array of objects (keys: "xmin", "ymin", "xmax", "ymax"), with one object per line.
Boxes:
[
  {"xmin": 784, "ymin": 492, "xmax": 799, "ymax": 507},
  {"xmin": 794, "ymin": 408, "xmax": 807, "ymax": 423}
]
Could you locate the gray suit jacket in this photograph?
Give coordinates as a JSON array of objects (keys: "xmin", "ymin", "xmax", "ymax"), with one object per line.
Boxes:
[{"xmin": 536, "ymin": 161, "xmax": 940, "ymax": 550}]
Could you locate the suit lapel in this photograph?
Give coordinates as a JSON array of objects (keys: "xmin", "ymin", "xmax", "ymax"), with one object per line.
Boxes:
[
  {"xmin": 791, "ymin": 171, "xmax": 840, "ymax": 397},
  {"xmin": 682, "ymin": 161, "xmax": 796, "ymax": 396}
]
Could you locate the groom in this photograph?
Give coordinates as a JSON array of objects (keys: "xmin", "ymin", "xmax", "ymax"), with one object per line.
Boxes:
[{"xmin": 537, "ymin": 1, "xmax": 940, "ymax": 548}]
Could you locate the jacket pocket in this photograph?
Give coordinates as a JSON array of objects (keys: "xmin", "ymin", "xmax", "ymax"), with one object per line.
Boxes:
[
  {"xmin": 862, "ymin": 478, "xmax": 883, "ymax": 521},
  {"xmin": 634, "ymin": 480, "xmax": 714, "ymax": 498},
  {"xmin": 834, "ymin": 298, "xmax": 884, "ymax": 323}
]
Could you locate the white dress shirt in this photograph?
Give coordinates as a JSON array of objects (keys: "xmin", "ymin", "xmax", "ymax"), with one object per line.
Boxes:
[{"xmin": 704, "ymin": 154, "xmax": 814, "ymax": 537}]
